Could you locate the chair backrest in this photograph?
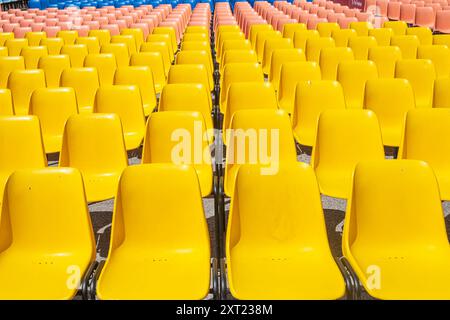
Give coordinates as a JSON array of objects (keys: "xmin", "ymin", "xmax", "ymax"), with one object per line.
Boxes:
[
  {"xmin": 100, "ymin": 43, "xmax": 130, "ymax": 67},
  {"xmin": 434, "ymin": 77, "xmax": 450, "ymax": 108},
  {"xmin": 406, "ymin": 26, "xmax": 432, "ymax": 45},
  {"xmin": 261, "ymin": 38, "xmax": 293, "ymax": 74},
  {"xmin": 293, "ymin": 29, "xmax": 320, "ymax": 51},
  {"xmin": 111, "ymin": 34, "xmax": 137, "ymax": 55},
  {"xmin": 349, "ymin": 21, "xmax": 373, "ymax": 36},
  {"xmin": 84, "ymin": 53, "xmax": 117, "ymax": 86},
  {"xmin": 0, "ymin": 56, "xmax": 25, "ymax": 88},
  {"xmin": 364, "ymin": 79, "xmax": 415, "ymax": 147},
  {"xmin": 129, "ymin": 52, "xmax": 166, "ymax": 94},
  {"xmin": 348, "ymin": 36, "xmax": 377, "ymax": 60},
  {"xmin": 331, "ymin": 28, "xmax": 357, "ymax": 47},
  {"xmin": 395, "ymin": 59, "xmax": 436, "ymax": 108},
  {"xmin": 269, "ymin": 48, "xmax": 305, "ymax": 89},
  {"xmin": 316, "ymin": 22, "xmax": 340, "ymax": 37},
  {"xmin": 5, "ymin": 38, "xmax": 28, "ymax": 56},
  {"xmin": 29, "ymin": 87, "xmax": 78, "ymax": 153},
  {"xmin": 57, "ymin": 30, "xmax": 78, "ymax": 45},
  {"xmin": 88, "ymin": 29, "xmax": 111, "ymax": 46},
  {"xmin": 75, "ymin": 36, "xmax": 101, "ymax": 54},
  {"xmin": 319, "ymin": 47, "xmax": 354, "ymax": 80},
  {"xmin": 0, "ymin": 115, "xmax": 47, "ymax": 178},
  {"xmin": 37, "ymin": 54, "xmax": 70, "ymax": 87},
  {"xmin": 7, "ymin": 69, "xmax": 46, "ymax": 115},
  {"xmin": 292, "ymin": 80, "xmax": 346, "ymax": 147},
  {"xmin": 368, "ymin": 46, "xmax": 402, "ymax": 78},
  {"xmin": 368, "ymin": 28, "xmax": 393, "ymax": 46},
  {"xmin": 390, "ymin": 35, "xmax": 420, "ymax": 59},
  {"xmin": 0, "ymin": 167, "xmax": 95, "ymax": 260},
  {"xmin": 337, "ymin": 60, "xmax": 378, "ymax": 109},
  {"xmin": 383, "ymin": 20, "xmax": 407, "ymax": 35},
  {"xmin": 305, "ymin": 37, "xmax": 335, "ymax": 63},
  {"xmin": 39, "ymin": 37, "xmax": 64, "ymax": 55},
  {"xmin": 417, "ymin": 45, "xmax": 450, "ymax": 79},
  {"xmin": 59, "ymin": 67, "xmax": 99, "ymax": 114},
  {"xmin": 93, "ymin": 85, "xmax": 146, "ymax": 150}
]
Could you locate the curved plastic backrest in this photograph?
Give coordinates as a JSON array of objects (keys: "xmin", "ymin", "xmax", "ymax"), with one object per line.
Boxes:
[
  {"xmin": 100, "ymin": 43, "xmax": 129, "ymax": 67},
  {"xmin": 60, "ymin": 67, "xmax": 99, "ymax": 114},
  {"xmin": 60, "ymin": 44, "xmax": 89, "ymax": 68},
  {"xmin": 0, "ymin": 56, "xmax": 25, "ymax": 87},
  {"xmin": 84, "ymin": 53, "xmax": 117, "ymax": 86},
  {"xmin": 319, "ymin": 47, "xmax": 354, "ymax": 80},
  {"xmin": 7, "ymin": 69, "xmax": 46, "ymax": 115},
  {"xmin": 368, "ymin": 46, "xmax": 402, "ymax": 78}
]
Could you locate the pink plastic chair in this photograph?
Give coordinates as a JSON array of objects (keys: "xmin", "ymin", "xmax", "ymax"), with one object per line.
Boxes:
[
  {"xmin": 400, "ymin": 4, "xmax": 417, "ymax": 24},
  {"xmin": 45, "ymin": 18, "xmax": 58, "ymax": 26},
  {"xmin": 130, "ymin": 23, "xmax": 150, "ymax": 39},
  {"xmin": 71, "ymin": 25, "xmax": 90, "ymax": 37},
  {"xmin": 2, "ymin": 23, "xmax": 20, "ymax": 32},
  {"xmin": 13, "ymin": 26, "xmax": 32, "ymax": 38},
  {"xmin": 82, "ymin": 21, "xmax": 100, "ymax": 30},
  {"xmin": 343, "ymin": 8, "xmax": 357, "ymax": 17},
  {"xmin": 43, "ymin": 26, "xmax": 61, "ymax": 37},
  {"xmin": 356, "ymin": 12, "xmax": 372, "ymax": 21},
  {"xmin": 101, "ymin": 24, "xmax": 120, "ymax": 36},
  {"xmin": 338, "ymin": 16, "xmax": 358, "ymax": 28},
  {"xmin": 31, "ymin": 23, "xmax": 45, "ymax": 32},
  {"xmin": 94, "ymin": 16, "xmax": 109, "ymax": 26},
  {"xmin": 415, "ymin": 6, "xmax": 436, "ymax": 27},
  {"xmin": 388, "ymin": 1, "xmax": 402, "ymax": 20},
  {"xmin": 435, "ymin": 10, "xmax": 450, "ymax": 33},
  {"xmin": 375, "ymin": 0, "xmax": 389, "ymax": 16},
  {"xmin": 328, "ymin": 12, "xmax": 346, "ymax": 23},
  {"xmin": 307, "ymin": 16, "xmax": 327, "ymax": 29}
]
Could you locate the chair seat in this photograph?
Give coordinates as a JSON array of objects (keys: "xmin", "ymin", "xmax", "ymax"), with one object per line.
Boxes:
[
  {"xmin": 0, "ymin": 252, "xmax": 91, "ymax": 299},
  {"xmin": 124, "ymin": 131, "xmax": 144, "ymax": 151},
  {"xmin": 97, "ymin": 247, "xmax": 210, "ymax": 300},
  {"xmin": 229, "ymin": 246, "xmax": 345, "ymax": 300},
  {"xmin": 351, "ymin": 247, "xmax": 450, "ymax": 299}
]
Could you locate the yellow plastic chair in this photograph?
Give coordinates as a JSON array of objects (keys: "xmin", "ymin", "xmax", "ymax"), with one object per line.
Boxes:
[
  {"xmin": 317, "ymin": 22, "xmax": 340, "ymax": 37},
  {"xmin": 183, "ymin": 33, "xmax": 209, "ymax": 43},
  {"xmin": 25, "ymin": 31, "xmax": 46, "ymax": 46},
  {"xmin": 223, "ymin": 82, "xmax": 278, "ymax": 144},
  {"xmin": 38, "ymin": 54, "xmax": 70, "ymax": 87},
  {"xmin": 153, "ymin": 27, "xmax": 177, "ymax": 54},
  {"xmin": 88, "ymin": 29, "xmax": 111, "ymax": 47},
  {"xmin": 390, "ymin": 35, "xmax": 420, "ymax": 59},
  {"xmin": 61, "ymin": 44, "xmax": 89, "ymax": 68},
  {"xmin": 269, "ymin": 48, "xmax": 305, "ymax": 90},
  {"xmin": 221, "ymin": 49, "xmax": 258, "ymax": 75},
  {"xmin": 293, "ymin": 29, "xmax": 320, "ymax": 51},
  {"xmin": 0, "ymin": 89, "xmax": 13, "ymax": 115},
  {"xmin": 114, "ymin": 66, "xmax": 157, "ymax": 117},
  {"xmin": 84, "ymin": 53, "xmax": 117, "ymax": 86},
  {"xmin": 220, "ymin": 62, "xmax": 264, "ymax": 113},
  {"xmin": 305, "ymin": 37, "xmax": 335, "ymax": 63},
  {"xmin": 185, "ymin": 25, "xmax": 209, "ymax": 34},
  {"xmin": 331, "ymin": 29, "xmax": 357, "ymax": 47},
  {"xmin": 395, "ymin": 59, "xmax": 436, "ymax": 108},
  {"xmin": 311, "ymin": 109, "xmax": 385, "ymax": 198},
  {"xmin": 130, "ymin": 52, "xmax": 166, "ymax": 94},
  {"xmin": 94, "ymin": 85, "xmax": 146, "ymax": 150},
  {"xmin": 433, "ymin": 34, "xmax": 450, "ymax": 47},
  {"xmin": 417, "ymin": 45, "xmax": 450, "ymax": 78},
  {"xmin": 319, "ymin": 47, "xmax": 354, "ymax": 81},
  {"xmin": 121, "ymin": 28, "xmax": 145, "ymax": 51},
  {"xmin": 75, "ymin": 37, "xmax": 100, "ymax": 54},
  {"xmin": 0, "ymin": 167, "xmax": 96, "ymax": 299},
  {"xmin": 111, "ymin": 34, "xmax": 137, "ymax": 55},
  {"xmin": 8, "ymin": 69, "xmax": 46, "ymax": 115},
  {"xmin": 224, "ymin": 109, "xmax": 297, "ymax": 197},
  {"xmin": 368, "ymin": 46, "xmax": 402, "ymax": 78},
  {"xmin": 226, "ymin": 162, "xmax": 346, "ymax": 299},
  {"xmin": 5, "ymin": 38, "xmax": 28, "ymax": 56},
  {"xmin": 21, "ymin": 46, "xmax": 48, "ymax": 69},
  {"xmin": 383, "ymin": 20, "xmax": 407, "ymax": 35},
  {"xmin": 434, "ymin": 77, "xmax": 450, "ymax": 108},
  {"xmin": 60, "ymin": 67, "xmax": 99, "ymax": 114},
  {"xmin": 342, "ymin": 159, "xmax": 450, "ymax": 299},
  {"xmin": 248, "ymin": 24, "xmax": 272, "ymax": 49},
  {"xmin": 292, "ymin": 80, "xmax": 346, "ymax": 147},
  {"xmin": 0, "ymin": 32, "xmax": 14, "ymax": 46},
  {"xmin": 147, "ymin": 34, "xmax": 175, "ymax": 61},
  {"xmin": 255, "ymin": 30, "xmax": 282, "ymax": 63},
  {"xmin": 176, "ymin": 50, "xmax": 214, "ymax": 91},
  {"xmin": 0, "ymin": 56, "xmax": 25, "ymax": 88},
  {"xmin": 167, "ymin": 64, "xmax": 211, "ymax": 93},
  {"xmin": 29, "ymin": 87, "xmax": 78, "ymax": 154},
  {"xmin": 221, "ymin": 39, "xmax": 252, "ymax": 66},
  {"xmin": 59, "ymin": 113, "xmax": 128, "ymax": 202},
  {"xmin": 261, "ymin": 38, "xmax": 293, "ymax": 75},
  {"xmin": 348, "ymin": 36, "xmax": 377, "ymax": 60},
  {"xmin": 140, "ymin": 41, "xmax": 172, "ymax": 74},
  {"xmin": 399, "ymin": 109, "xmax": 450, "ymax": 200},
  {"xmin": 368, "ymin": 28, "xmax": 393, "ymax": 46},
  {"xmin": 217, "ymin": 31, "xmax": 245, "ymax": 62},
  {"xmin": 181, "ymin": 41, "xmax": 213, "ymax": 71},
  {"xmin": 96, "ymin": 163, "xmax": 211, "ymax": 300},
  {"xmin": 349, "ymin": 21, "xmax": 373, "ymax": 36},
  {"xmin": 364, "ymin": 79, "xmax": 415, "ymax": 147},
  {"xmin": 0, "ymin": 116, "xmax": 47, "ymax": 205},
  {"xmin": 142, "ymin": 112, "xmax": 213, "ymax": 197},
  {"xmin": 406, "ymin": 27, "xmax": 432, "ymax": 45},
  {"xmin": 57, "ymin": 30, "xmax": 78, "ymax": 45},
  {"xmin": 277, "ymin": 61, "xmax": 322, "ymax": 114},
  {"xmin": 282, "ymin": 23, "xmax": 306, "ymax": 40},
  {"xmin": 158, "ymin": 83, "xmax": 213, "ymax": 134},
  {"xmin": 337, "ymin": 60, "xmax": 378, "ymax": 109},
  {"xmin": 40, "ymin": 37, "xmax": 64, "ymax": 55},
  {"xmin": 100, "ymin": 43, "xmax": 129, "ymax": 67},
  {"xmin": 0, "ymin": 47, "xmax": 7, "ymax": 57}
]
